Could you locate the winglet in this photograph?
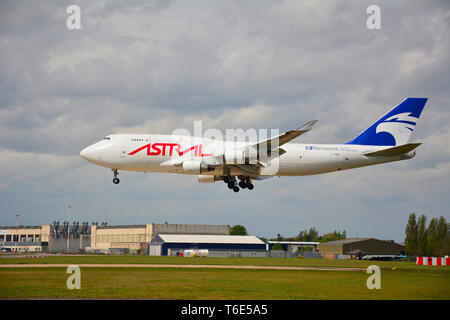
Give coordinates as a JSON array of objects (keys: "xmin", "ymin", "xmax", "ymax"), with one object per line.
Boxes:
[{"xmin": 296, "ymin": 120, "xmax": 318, "ymax": 132}]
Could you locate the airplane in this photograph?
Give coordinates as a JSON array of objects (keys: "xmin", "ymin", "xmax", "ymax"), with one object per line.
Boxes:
[
  {"xmin": 80, "ymin": 97, "xmax": 427, "ymax": 192},
  {"xmin": 361, "ymin": 254, "xmax": 406, "ymax": 261}
]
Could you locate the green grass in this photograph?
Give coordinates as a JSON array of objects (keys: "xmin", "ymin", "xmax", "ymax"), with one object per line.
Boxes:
[
  {"xmin": 1, "ymin": 256, "xmax": 449, "ymax": 299},
  {"xmin": 0, "ymin": 266, "xmax": 449, "ymax": 299},
  {"xmin": 0, "ymin": 255, "xmax": 447, "ymax": 271}
]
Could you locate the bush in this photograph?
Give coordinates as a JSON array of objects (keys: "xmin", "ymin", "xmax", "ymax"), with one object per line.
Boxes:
[{"xmin": 271, "ymin": 243, "xmax": 283, "ymax": 250}]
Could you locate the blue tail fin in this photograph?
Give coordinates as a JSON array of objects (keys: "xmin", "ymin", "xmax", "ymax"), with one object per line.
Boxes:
[{"xmin": 346, "ymin": 98, "xmax": 427, "ymax": 146}]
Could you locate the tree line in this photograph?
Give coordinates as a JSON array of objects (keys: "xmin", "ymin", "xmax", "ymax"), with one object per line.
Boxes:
[
  {"xmin": 270, "ymin": 227, "xmax": 346, "ymax": 243},
  {"xmin": 405, "ymin": 213, "xmax": 449, "ymax": 256},
  {"xmin": 230, "ymin": 225, "xmax": 346, "ymax": 243}
]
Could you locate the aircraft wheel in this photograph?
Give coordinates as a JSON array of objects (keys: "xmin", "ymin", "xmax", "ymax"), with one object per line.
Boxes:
[
  {"xmin": 223, "ymin": 176, "xmax": 231, "ymax": 184},
  {"xmin": 233, "ymin": 186, "xmax": 240, "ymax": 192},
  {"xmin": 247, "ymin": 183, "xmax": 254, "ymax": 190},
  {"xmin": 239, "ymin": 181, "xmax": 246, "ymax": 188},
  {"xmin": 113, "ymin": 178, "xmax": 120, "ymax": 184},
  {"xmin": 227, "ymin": 182, "xmax": 235, "ymax": 189}
]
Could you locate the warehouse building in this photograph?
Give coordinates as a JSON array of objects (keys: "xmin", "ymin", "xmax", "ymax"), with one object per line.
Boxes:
[
  {"xmin": 267, "ymin": 241, "xmax": 319, "ymax": 252},
  {"xmin": 266, "ymin": 241, "xmax": 321, "ymax": 258},
  {"xmin": 149, "ymin": 234, "xmax": 267, "ymax": 256},
  {"xmin": 87, "ymin": 223, "xmax": 230, "ymax": 254},
  {"xmin": 317, "ymin": 238, "xmax": 405, "ymax": 258}
]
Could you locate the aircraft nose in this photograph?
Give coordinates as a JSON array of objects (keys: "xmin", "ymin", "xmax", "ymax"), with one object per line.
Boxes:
[{"xmin": 80, "ymin": 146, "xmax": 97, "ymax": 162}]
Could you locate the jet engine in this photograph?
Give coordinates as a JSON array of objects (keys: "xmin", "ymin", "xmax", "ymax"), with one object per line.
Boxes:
[{"xmin": 182, "ymin": 160, "xmax": 216, "ymax": 174}]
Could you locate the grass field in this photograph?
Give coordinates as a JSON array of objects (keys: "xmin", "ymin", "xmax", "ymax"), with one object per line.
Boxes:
[
  {"xmin": 0, "ymin": 255, "xmax": 445, "ymax": 270},
  {"xmin": 0, "ymin": 256, "xmax": 449, "ymax": 299}
]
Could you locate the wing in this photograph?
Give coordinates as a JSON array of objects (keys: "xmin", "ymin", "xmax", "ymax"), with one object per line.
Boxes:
[
  {"xmin": 221, "ymin": 120, "xmax": 318, "ymax": 176},
  {"xmin": 252, "ymin": 120, "xmax": 318, "ymax": 152}
]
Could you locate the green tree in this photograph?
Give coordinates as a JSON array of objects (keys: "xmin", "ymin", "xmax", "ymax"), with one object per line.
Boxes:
[
  {"xmin": 295, "ymin": 227, "xmax": 319, "ymax": 242},
  {"xmin": 405, "ymin": 213, "xmax": 418, "ymax": 255},
  {"xmin": 436, "ymin": 217, "xmax": 447, "ymax": 240},
  {"xmin": 434, "ymin": 217, "xmax": 449, "ymax": 256},
  {"xmin": 417, "ymin": 214, "xmax": 427, "ymax": 256},
  {"xmin": 405, "ymin": 214, "xmax": 450, "ymax": 257},
  {"xmin": 320, "ymin": 230, "xmax": 346, "ymax": 243},
  {"xmin": 271, "ymin": 243, "xmax": 283, "ymax": 250},
  {"xmin": 230, "ymin": 225, "xmax": 248, "ymax": 235},
  {"xmin": 307, "ymin": 227, "xmax": 319, "ymax": 241},
  {"xmin": 426, "ymin": 218, "xmax": 438, "ymax": 256}
]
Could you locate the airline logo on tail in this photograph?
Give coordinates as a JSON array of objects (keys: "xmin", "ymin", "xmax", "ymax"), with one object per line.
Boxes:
[
  {"xmin": 346, "ymin": 97, "xmax": 427, "ymax": 146},
  {"xmin": 376, "ymin": 112, "xmax": 419, "ymax": 146}
]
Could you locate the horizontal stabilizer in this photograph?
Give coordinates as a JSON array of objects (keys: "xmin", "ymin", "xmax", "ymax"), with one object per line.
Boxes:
[{"xmin": 364, "ymin": 143, "xmax": 422, "ymax": 157}]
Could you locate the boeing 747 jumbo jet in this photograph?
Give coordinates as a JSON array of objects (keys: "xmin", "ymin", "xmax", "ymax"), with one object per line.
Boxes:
[{"xmin": 80, "ymin": 98, "xmax": 427, "ymax": 192}]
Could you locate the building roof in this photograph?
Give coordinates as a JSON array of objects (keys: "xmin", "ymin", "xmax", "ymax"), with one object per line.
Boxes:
[
  {"xmin": 155, "ymin": 234, "xmax": 265, "ymax": 245},
  {"xmin": 319, "ymin": 238, "xmax": 372, "ymax": 245},
  {"xmin": 97, "ymin": 225, "xmax": 146, "ymax": 229},
  {"xmin": 0, "ymin": 226, "xmax": 42, "ymax": 230},
  {"xmin": 267, "ymin": 241, "xmax": 319, "ymax": 245}
]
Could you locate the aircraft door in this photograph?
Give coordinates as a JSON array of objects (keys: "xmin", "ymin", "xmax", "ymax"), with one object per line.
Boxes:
[{"xmin": 120, "ymin": 145, "xmax": 127, "ymax": 158}]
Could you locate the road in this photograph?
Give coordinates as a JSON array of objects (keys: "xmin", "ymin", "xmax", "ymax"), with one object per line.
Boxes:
[{"xmin": 0, "ymin": 263, "xmax": 365, "ymax": 271}]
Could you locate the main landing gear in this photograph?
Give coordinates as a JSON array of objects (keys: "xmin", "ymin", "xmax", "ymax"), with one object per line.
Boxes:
[
  {"xmin": 223, "ymin": 176, "xmax": 254, "ymax": 192},
  {"xmin": 112, "ymin": 169, "xmax": 120, "ymax": 184}
]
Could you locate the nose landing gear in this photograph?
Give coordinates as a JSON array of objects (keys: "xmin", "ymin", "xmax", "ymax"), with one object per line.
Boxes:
[{"xmin": 112, "ymin": 169, "xmax": 120, "ymax": 184}]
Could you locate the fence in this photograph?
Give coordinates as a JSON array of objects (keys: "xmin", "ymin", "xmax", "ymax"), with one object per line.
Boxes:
[{"xmin": 416, "ymin": 256, "xmax": 449, "ymax": 266}]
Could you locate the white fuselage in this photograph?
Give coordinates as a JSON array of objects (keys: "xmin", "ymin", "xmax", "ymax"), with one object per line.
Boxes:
[{"xmin": 80, "ymin": 134, "xmax": 415, "ymax": 178}]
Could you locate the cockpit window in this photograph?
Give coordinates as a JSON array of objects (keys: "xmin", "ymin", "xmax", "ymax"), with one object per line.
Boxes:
[{"xmin": 103, "ymin": 137, "xmax": 111, "ymax": 140}]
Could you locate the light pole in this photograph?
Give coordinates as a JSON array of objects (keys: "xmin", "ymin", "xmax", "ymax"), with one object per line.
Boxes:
[
  {"xmin": 15, "ymin": 214, "xmax": 20, "ymax": 232},
  {"xmin": 67, "ymin": 205, "xmax": 71, "ymax": 254},
  {"xmin": 15, "ymin": 214, "xmax": 20, "ymax": 244}
]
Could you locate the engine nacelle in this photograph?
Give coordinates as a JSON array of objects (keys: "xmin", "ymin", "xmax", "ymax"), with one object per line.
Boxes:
[
  {"xmin": 197, "ymin": 175, "xmax": 216, "ymax": 183},
  {"xmin": 182, "ymin": 160, "xmax": 216, "ymax": 174}
]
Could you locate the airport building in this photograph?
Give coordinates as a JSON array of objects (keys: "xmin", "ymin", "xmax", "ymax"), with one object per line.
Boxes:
[
  {"xmin": 0, "ymin": 222, "xmax": 230, "ymax": 254},
  {"xmin": 267, "ymin": 241, "xmax": 319, "ymax": 252},
  {"xmin": 149, "ymin": 234, "xmax": 267, "ymax": 257},
  {"xmin": 88, "ymin": 223, "xmax": 230, "ymax": 254},
  {"xmin": 1, "ymin": 222, "xmax": 405, "ymax": 259},
  {"xmin": 0, "ymin": 223, "xmax": 91, "ymax": 253},
  {"xmin": 0, "ymin": 226, "xmax": 49, "ymax": 252},
  {"xmin": 317, "ymin": 238, "xmax": 405, "ymax": 258}
]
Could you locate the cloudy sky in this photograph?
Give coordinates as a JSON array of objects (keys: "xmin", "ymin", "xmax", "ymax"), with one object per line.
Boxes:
[{"xmin": 0, "ymin": 0, "xmax": 449, "ymax": 242}]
